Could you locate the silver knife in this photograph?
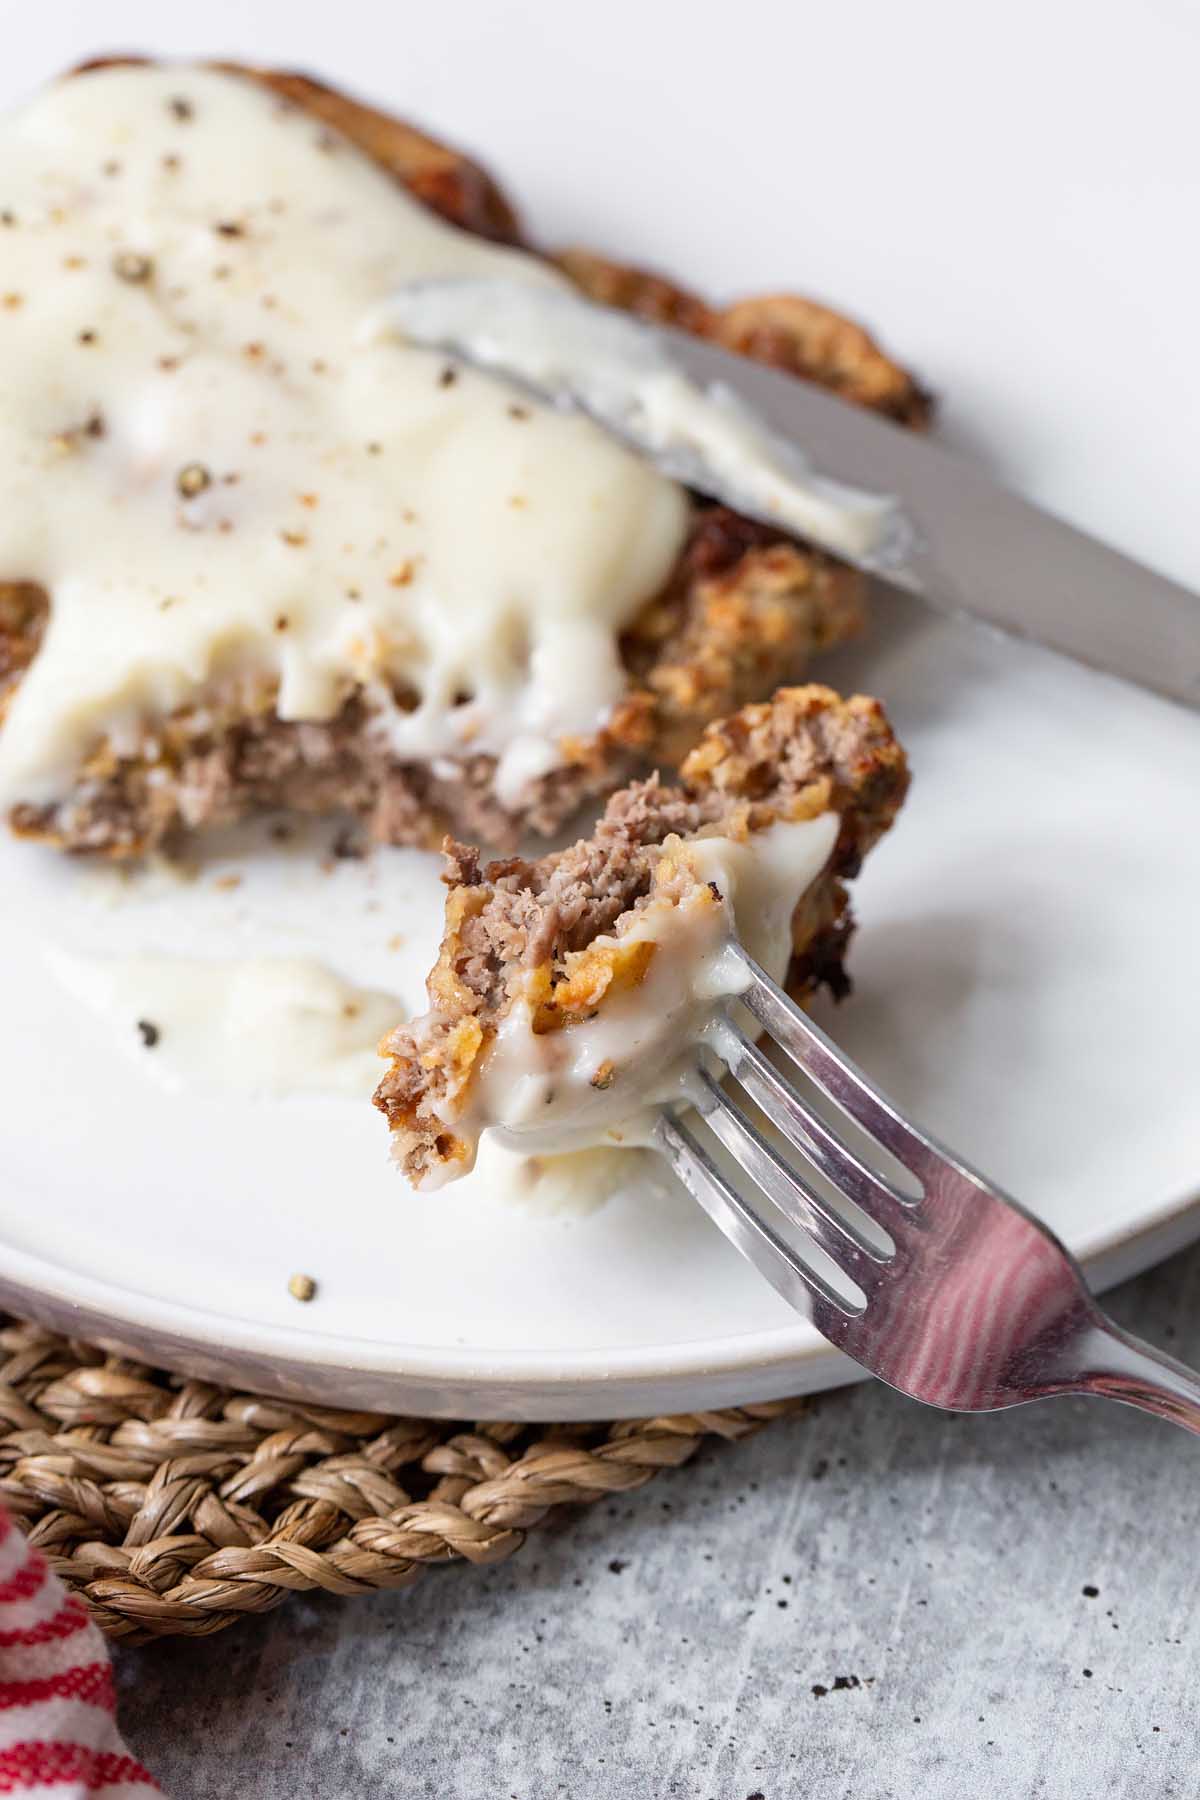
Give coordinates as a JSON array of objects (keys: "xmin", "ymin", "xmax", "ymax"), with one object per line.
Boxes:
[{"xmin": 380, "ymin": 278, "xmax": 1200, "ymax": 709}]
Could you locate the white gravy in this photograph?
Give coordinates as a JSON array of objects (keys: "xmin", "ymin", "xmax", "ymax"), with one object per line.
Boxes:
[
  {"xmin": 381, "ymin": 278, "xmax": 907, "ymax": 566},
  {"xmin": 45, "ymin": 950, "xmax": 399, "ymax": 1098},
  {"xmin": 0, "ymin": 65, "xmax": 689, "ymax": 812},
  {"xmin": 467, "ymin": 812, "xmax": 840, "ymax": 1159}
]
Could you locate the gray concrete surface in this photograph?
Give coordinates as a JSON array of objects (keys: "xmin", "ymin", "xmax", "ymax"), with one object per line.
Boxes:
[{"xmin": 114, "ymin": 1241, "xmax": 1200, "ymax": 1798}]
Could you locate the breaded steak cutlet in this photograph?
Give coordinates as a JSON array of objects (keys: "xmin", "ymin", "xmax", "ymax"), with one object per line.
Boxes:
[{"xmin": 0, "ymin": 62, "xmax": 927, "ymax": 858}]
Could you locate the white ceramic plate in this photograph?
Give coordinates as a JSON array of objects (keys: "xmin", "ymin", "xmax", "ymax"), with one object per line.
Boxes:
[
  {"xmin": 1, "ymin": 1, "xmax": 1198, "ymax": 1419},
  {"xmin": 0, "ymin": 593, "xmax": 1197, "ymax": 1418}
]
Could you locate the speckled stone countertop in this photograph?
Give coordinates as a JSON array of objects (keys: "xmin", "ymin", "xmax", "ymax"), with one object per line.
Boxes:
[{"xmin": 115, "ymin": 1242, "xmax": 1200, "ymax": 1798}]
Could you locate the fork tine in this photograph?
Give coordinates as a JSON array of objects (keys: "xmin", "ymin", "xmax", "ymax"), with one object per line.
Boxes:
[
  {"xmin": 693, "ymin": 1068, "xmax": 889, "ymax": 1286},
  {"xmin": 710, "ymin": 1016, "xmax": 923, "ymax": 1245},
  {"xmin": 728, "ymin": 943, "xmax": 942, "ymax": 1179},
  {"xmin": 653, "ymin": 1113, "xmax": 866, "ymax": 1319}
]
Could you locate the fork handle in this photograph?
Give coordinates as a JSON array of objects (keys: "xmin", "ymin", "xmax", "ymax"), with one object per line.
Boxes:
[{"xmin": 1069, "ymin": 1316, "xmax": 1200, "ymax": 1437}]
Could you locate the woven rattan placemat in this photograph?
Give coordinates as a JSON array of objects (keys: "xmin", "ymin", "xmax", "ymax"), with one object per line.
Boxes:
[{"xmin": 0, "ymin": 1318, "xmax": 804, "ymax": 1643}]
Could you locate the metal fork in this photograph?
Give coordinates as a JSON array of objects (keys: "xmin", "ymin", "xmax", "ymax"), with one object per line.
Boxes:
[{"xmin": 653, "ymin": 944, "xmax": 1200, "ymax": 1435}]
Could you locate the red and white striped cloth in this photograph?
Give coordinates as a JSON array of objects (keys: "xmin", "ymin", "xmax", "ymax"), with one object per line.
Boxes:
[{"xmin": 0, "ymin": 1505, "xmax": 160, "ymax": 1796}]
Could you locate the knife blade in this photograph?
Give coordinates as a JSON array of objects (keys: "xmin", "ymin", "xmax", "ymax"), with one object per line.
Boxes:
[
  {"xmin": 384, "ymin": 280, "xmax": 1200, "ymax": 709},
  {"xmin": 665, "ymin": 325, "xmax": 1200, "ymax": 709}
]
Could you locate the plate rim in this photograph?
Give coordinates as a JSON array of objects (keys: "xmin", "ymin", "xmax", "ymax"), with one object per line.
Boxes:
[{"xmin": 1, "ymin": 1174, "xmax": 1196, "ymax": 1417}]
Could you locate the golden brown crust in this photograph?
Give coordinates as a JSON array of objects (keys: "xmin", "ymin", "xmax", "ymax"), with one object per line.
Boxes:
[
  {"xmin": 0, "ymin": 584, "xmax": 47, "ymax": 725},
  {"xmin": 622, "ymin": 510, "xmax": 863, "ymax": 765},
  {"xmin": 556, "ymin": 249, "xmax": 932, "ymax": 427},
  {"xmin": 2, "ymin": 63, "xmax": 924, "ymax": 856},
  {"xmin": 680, "ymin": 684, "xmax": 909, "ymax": 875},
  {"xmin": 553, "ymin": 248, "xmax": 719, "ymax": 335}
]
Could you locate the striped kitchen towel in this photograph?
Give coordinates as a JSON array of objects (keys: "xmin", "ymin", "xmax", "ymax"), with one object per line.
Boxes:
[{"xmin": 0, "ymin": 1505, "xmax": 159, "ymax": 1796}]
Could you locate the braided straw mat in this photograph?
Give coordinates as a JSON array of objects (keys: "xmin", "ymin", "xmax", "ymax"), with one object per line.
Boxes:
[{"xmin": 0, "ymin": 1317, "xmax": 806, "ymax": 1643}]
